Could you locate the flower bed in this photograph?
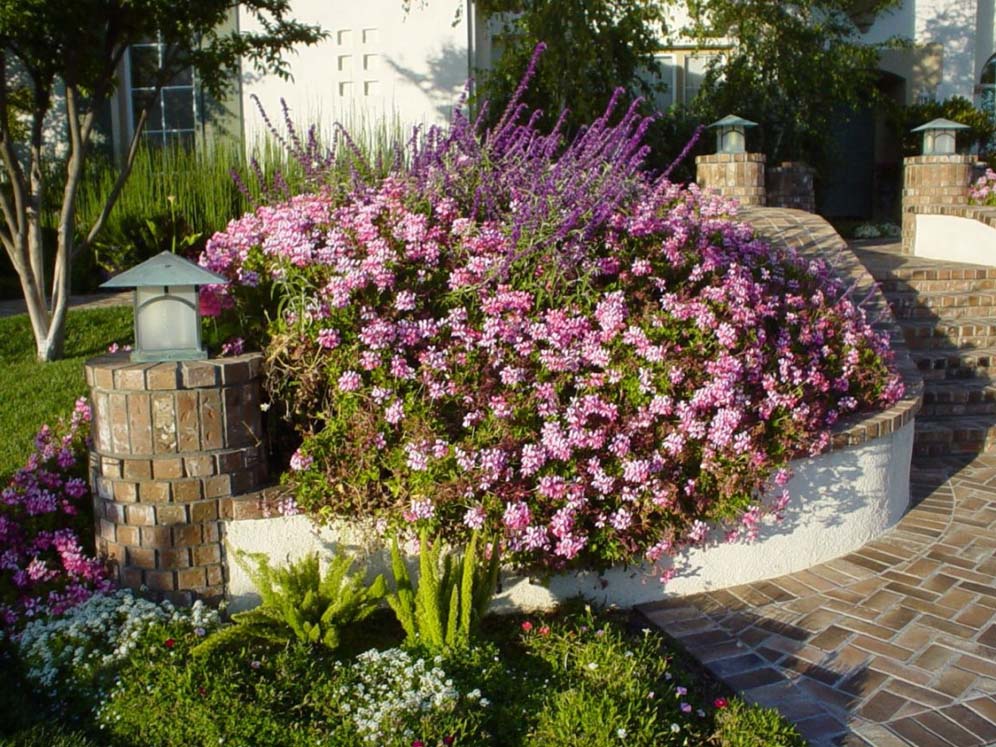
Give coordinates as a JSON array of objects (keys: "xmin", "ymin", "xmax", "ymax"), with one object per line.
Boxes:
[
  {"xmin": 3, "ymin": 591, "xmax": 805, "ymax": 747},
  {"xmin": 0, "ymin": 399, "xmax": 111, "ymax": 630},
  {"xmin": 202, "ymin": 49, "xmax": 903, "ymax": 583}
]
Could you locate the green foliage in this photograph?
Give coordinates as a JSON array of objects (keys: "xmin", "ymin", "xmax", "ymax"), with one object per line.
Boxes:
[
  {"xmin": 474, "ymin": 0, "xmax": 669, "ymax": 134},
  {"xmin": 386, "ymin": 530, "xmax": 500, "ymax": 651},
  {"xmin": 7, "ymin": 601, "xmax": 806, "ymax": 746},
  {"xmin": 0, "ymin": 306, "xmax": 132, "ymax": 478},
  {"xmin": 887, "ymin": 95, "xmax": 996, "ymax": 158},
  {"xmin": 712, "ymin": 699, "xmax": 807, "ymax": 747},
  {"xmin": 687, "ymin": 0, "xmax": 900, "ymax": 167},
  {"xmin": 99, "ymin": 633, "xmax": 332, "ymax": 747},
  {"xmin": 193, "ymin": 550, "xmax": 385, "ymax": 655}
]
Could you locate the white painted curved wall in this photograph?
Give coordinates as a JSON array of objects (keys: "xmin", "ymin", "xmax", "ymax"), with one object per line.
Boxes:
[
  {"xmin": 914, "ymin": 213, "xmax": 996, "ymax": 265},
  {"xmin": 225, "ymin": 419, "xmax": 913, "ymax": 612}
]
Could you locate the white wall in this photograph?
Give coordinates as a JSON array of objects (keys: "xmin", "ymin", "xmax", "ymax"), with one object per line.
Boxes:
[
  {"xmin": 226, "ymin": 419, "xmax": 913, "ymax": 612},
  {"xmin": 914, "ymin": 212, "xmax": 996, "ymax": 263},
  {"xmin": 238, "ymin": 1, "xmax": 473, "ymax": 143},
  {"xmin": 865, "ymin": 0, "xmax": 989, "ymax": 101}
]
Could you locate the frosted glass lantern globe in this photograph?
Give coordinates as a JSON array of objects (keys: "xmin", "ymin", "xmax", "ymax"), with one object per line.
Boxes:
[
  {"xmin": 911, "ymin": 118, "xmax": 969, "ymax": 156},
  {"xmin": 100, "ymin": 251, "xmax": 228, "ymax": 362},
  {"xmin": 708, "ymin": 114, "xmax": 758, "ymax": 155}
]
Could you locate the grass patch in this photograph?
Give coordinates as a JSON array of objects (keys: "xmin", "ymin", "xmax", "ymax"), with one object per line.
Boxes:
[{"xmin": 0, "ymin": 306, "xmax": 132, "ymax": 478}]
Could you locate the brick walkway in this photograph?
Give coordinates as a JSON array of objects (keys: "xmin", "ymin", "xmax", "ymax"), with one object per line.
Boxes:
[
  {"xmin": 640, "ymin": 454, "xmax": 996, "ymax": 746},
  {"xmin": 0, "ymin": 291, "xmax": 131, "ymax": 319}
]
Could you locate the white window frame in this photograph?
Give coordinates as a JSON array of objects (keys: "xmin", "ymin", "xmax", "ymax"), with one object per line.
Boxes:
[
  {"xmin": 684, "ymin": 52, "xmax": 721, "ymax": 104},
  {"xmin": 124, "ymin": 37, "xmax": 198, "ymax": 148}
]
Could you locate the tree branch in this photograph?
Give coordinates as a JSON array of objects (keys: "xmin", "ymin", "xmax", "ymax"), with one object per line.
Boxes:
[
  {"xmin": 0, "ymin": 52, "xmax": 29, "ymax": 244},
  {"xmin": 78, "ymin": 108, "xmax": 148, "ymax": 255}
]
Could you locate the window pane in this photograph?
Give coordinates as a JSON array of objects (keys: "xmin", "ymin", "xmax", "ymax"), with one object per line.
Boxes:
[
  {"xmin": 133, "ymin": 90, "xmax": 164, "ymax": 131},
  {"xmin": 169, "ymin": 65, "xmax": 194, "ymax": 87},
  {"xmin": 163, "ymin": 88, "xmax": 195, "ymax": 131},
  {"xmin": 130, "ymin": 46, "xmax": 160, "ymax": 88},
  {"xmin": 685, "ymin": 54, "xmax": 719, "ymax": 103}
]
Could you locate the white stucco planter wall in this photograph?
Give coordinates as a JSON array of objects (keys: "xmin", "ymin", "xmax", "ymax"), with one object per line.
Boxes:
[
  {"xmin": 914, "ymin": 214, "xmax": 996, "ymax": 265},
  {"xmin": 225, "ymin": 418, "xmax": 913, "ymax": 612}
]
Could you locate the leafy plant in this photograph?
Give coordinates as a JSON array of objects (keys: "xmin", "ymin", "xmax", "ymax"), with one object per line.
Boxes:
[
  {"xmin": 386, "ymin": 530, "xmax": 500, "ymax": 651},
  {"xmin": 192, "ymin": 550, "xmax": 385, "ymax": 655}
]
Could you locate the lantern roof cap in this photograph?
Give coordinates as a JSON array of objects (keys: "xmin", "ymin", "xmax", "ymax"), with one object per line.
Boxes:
[
  {"xmin": 100, "ymin": 251, "xmax": 228, "ymax": 288},
  {"xmin": 911, "ymin": 117, "xmax": 970, "ymax": 133},
  {"xmin": 708, "ymin": 114, "xmax": 758, "ymax": 129}
]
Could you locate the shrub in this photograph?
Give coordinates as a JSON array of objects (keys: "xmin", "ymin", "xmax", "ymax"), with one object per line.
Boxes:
[
  {"xmin": 193, "ymin": 550, "xmax": 385, "ymax": 655},
  {"xmin": 0, "ymin": 399, "xmax": 111, "ymax": 630},
  {"xmin": 201, "ymin": 46, "xmax": 904, "ymax": 578},
  {"xmin": 387, "ymin": 530, "xmax": 500, "ymax": 651}
]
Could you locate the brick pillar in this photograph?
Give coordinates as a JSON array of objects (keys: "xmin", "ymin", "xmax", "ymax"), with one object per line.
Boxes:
[
  {"xmin": 85, "ymin": 353, "xmax": 266, "ymax": 604},
  {"xmin": 901, "ymin": 155, "xmax": 976, "ymax": 253},
  {"xmin": 695, "ymin": 152, "xmax": 766, "ymax": 206},
  {"xmin": 766, "ymin": 162, "xmax": 815, "ymax": 213}
]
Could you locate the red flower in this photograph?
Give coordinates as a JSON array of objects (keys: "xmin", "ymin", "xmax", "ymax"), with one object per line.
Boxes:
[
  {"xmin": 538, "ymin": 625, "xmax": 550, "ymax": 636},
  {"xmin": 197, "ymin": 686, "xmax": 207, "ymax": 697},
  {"xmin": 521, "ymin": 621, "xmax": 533, "ymax": 632},
  {"xmin": 411, "ymin": 741, "xmax": 424, "ymax": 747},
  {"xmin": 443, "ymin": 737, "xmax": 455, "ymax": 746},
  {"xmin": 713, "ymin": 697, "xmax": 729, "ymax": 709},
  {"xmin": 164, "ymin": 638, "xmax": 175, "ymax": 649}
]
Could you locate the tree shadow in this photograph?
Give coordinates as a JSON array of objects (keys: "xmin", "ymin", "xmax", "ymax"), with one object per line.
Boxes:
[{"xmin": 383, "ymin": 41, "xmax": 470, "ymax": 124}]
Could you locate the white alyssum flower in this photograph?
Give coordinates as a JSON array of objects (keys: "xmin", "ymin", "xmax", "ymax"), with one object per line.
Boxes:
[
  {"xmin": 16, "ymin": 589, "xmax": 219, "ymax": 689},
  {"xmin": 335, "ymin": 647, "xmax": 463, "ymax": 743}
]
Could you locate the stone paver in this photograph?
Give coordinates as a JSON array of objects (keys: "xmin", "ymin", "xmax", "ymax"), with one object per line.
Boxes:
[{"xmin": 640, "ymin": 455, "xmax": 996, "ymax": 747}]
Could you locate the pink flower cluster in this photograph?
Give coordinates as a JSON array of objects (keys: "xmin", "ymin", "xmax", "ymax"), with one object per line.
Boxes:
[
  {"xmin": 969, "ymin": 168, "xmax": 996, "ymax": 206},
  {"xmin": 0, "ymin": 399, "xmax": 112, "ymax": 628},
  {"xmin": 200, "ymin": 173, "xmax": 903, "ymax": 574}
]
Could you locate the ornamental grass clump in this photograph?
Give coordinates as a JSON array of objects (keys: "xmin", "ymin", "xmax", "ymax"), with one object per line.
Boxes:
[
  {"xmin": 0, "ymin": 399, "xmax": 111, "ymax": 630},
  {"xmin": 200, "ymin": 45, "xmax": 904, "ymax": 578}
]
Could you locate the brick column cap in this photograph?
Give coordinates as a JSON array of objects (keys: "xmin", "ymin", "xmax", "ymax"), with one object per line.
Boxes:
[
  {"xmin": 86, "ymin": 352, "xmax": 263, "ymax": 391},
  {"xmin": 696, "ymin": 152, "xmax": 766, "ymax": 164}
]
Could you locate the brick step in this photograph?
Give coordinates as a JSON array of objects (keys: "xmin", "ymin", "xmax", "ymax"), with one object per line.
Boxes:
[
  {"xmin": 885, "ymin": 289, "xmax": 996, "ymax": 320},
  {"xmin": 877, "ymin": 277, "xmax": 996, "ymax": 294},
  {"xmin": 853, "ymin": 247, "xmax": 996, "ymax": 290},
  {"xmin": 913, "ymin": 417, "xmax": 996, "ymax": 457},
  {"xmin": 912, "ymin": 346, "xmax": 996, "ymax": 381},
  {"xmin": 900, "ymin": 317, "xmax": 996, "ymax": 350},
  {"xmin": 920, "ymin": 379, "xmax": 996, "ymax": 417}
]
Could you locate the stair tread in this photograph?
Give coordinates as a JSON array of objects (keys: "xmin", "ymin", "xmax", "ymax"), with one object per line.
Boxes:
[
  {"xmin": 853, "ymin": 246, "xmax": 996, "ymax": 278},
  {"xmin": 910, "ymin": 345, "xmax": 996, "ymax": 360},
  {"xmin": 923, "ymin": 378, "xmax": 996, "ymax": 392}
]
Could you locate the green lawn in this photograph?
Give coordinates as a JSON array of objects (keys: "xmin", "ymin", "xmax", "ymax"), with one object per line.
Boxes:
[{"xmin": 0, "ymin": 306, "xmax": 132, "ymax": 478}]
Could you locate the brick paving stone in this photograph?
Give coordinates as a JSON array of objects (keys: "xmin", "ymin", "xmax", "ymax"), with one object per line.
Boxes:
[
  {"xmin": 940, "ymin": 704, "xmax": 996, "ymax": 742},
  {"xmin": 888, "ymin": 717, "xmax": 955, "ymax": 747},
  {"xmin": 910, "ymin": 711, "xmax": 981, "ymax": 746}
]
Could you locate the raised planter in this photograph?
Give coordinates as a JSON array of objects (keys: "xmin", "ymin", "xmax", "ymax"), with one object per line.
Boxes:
[{"xmin": 225, "ymin": 385, "xmax": 918, "ymax": 611}]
